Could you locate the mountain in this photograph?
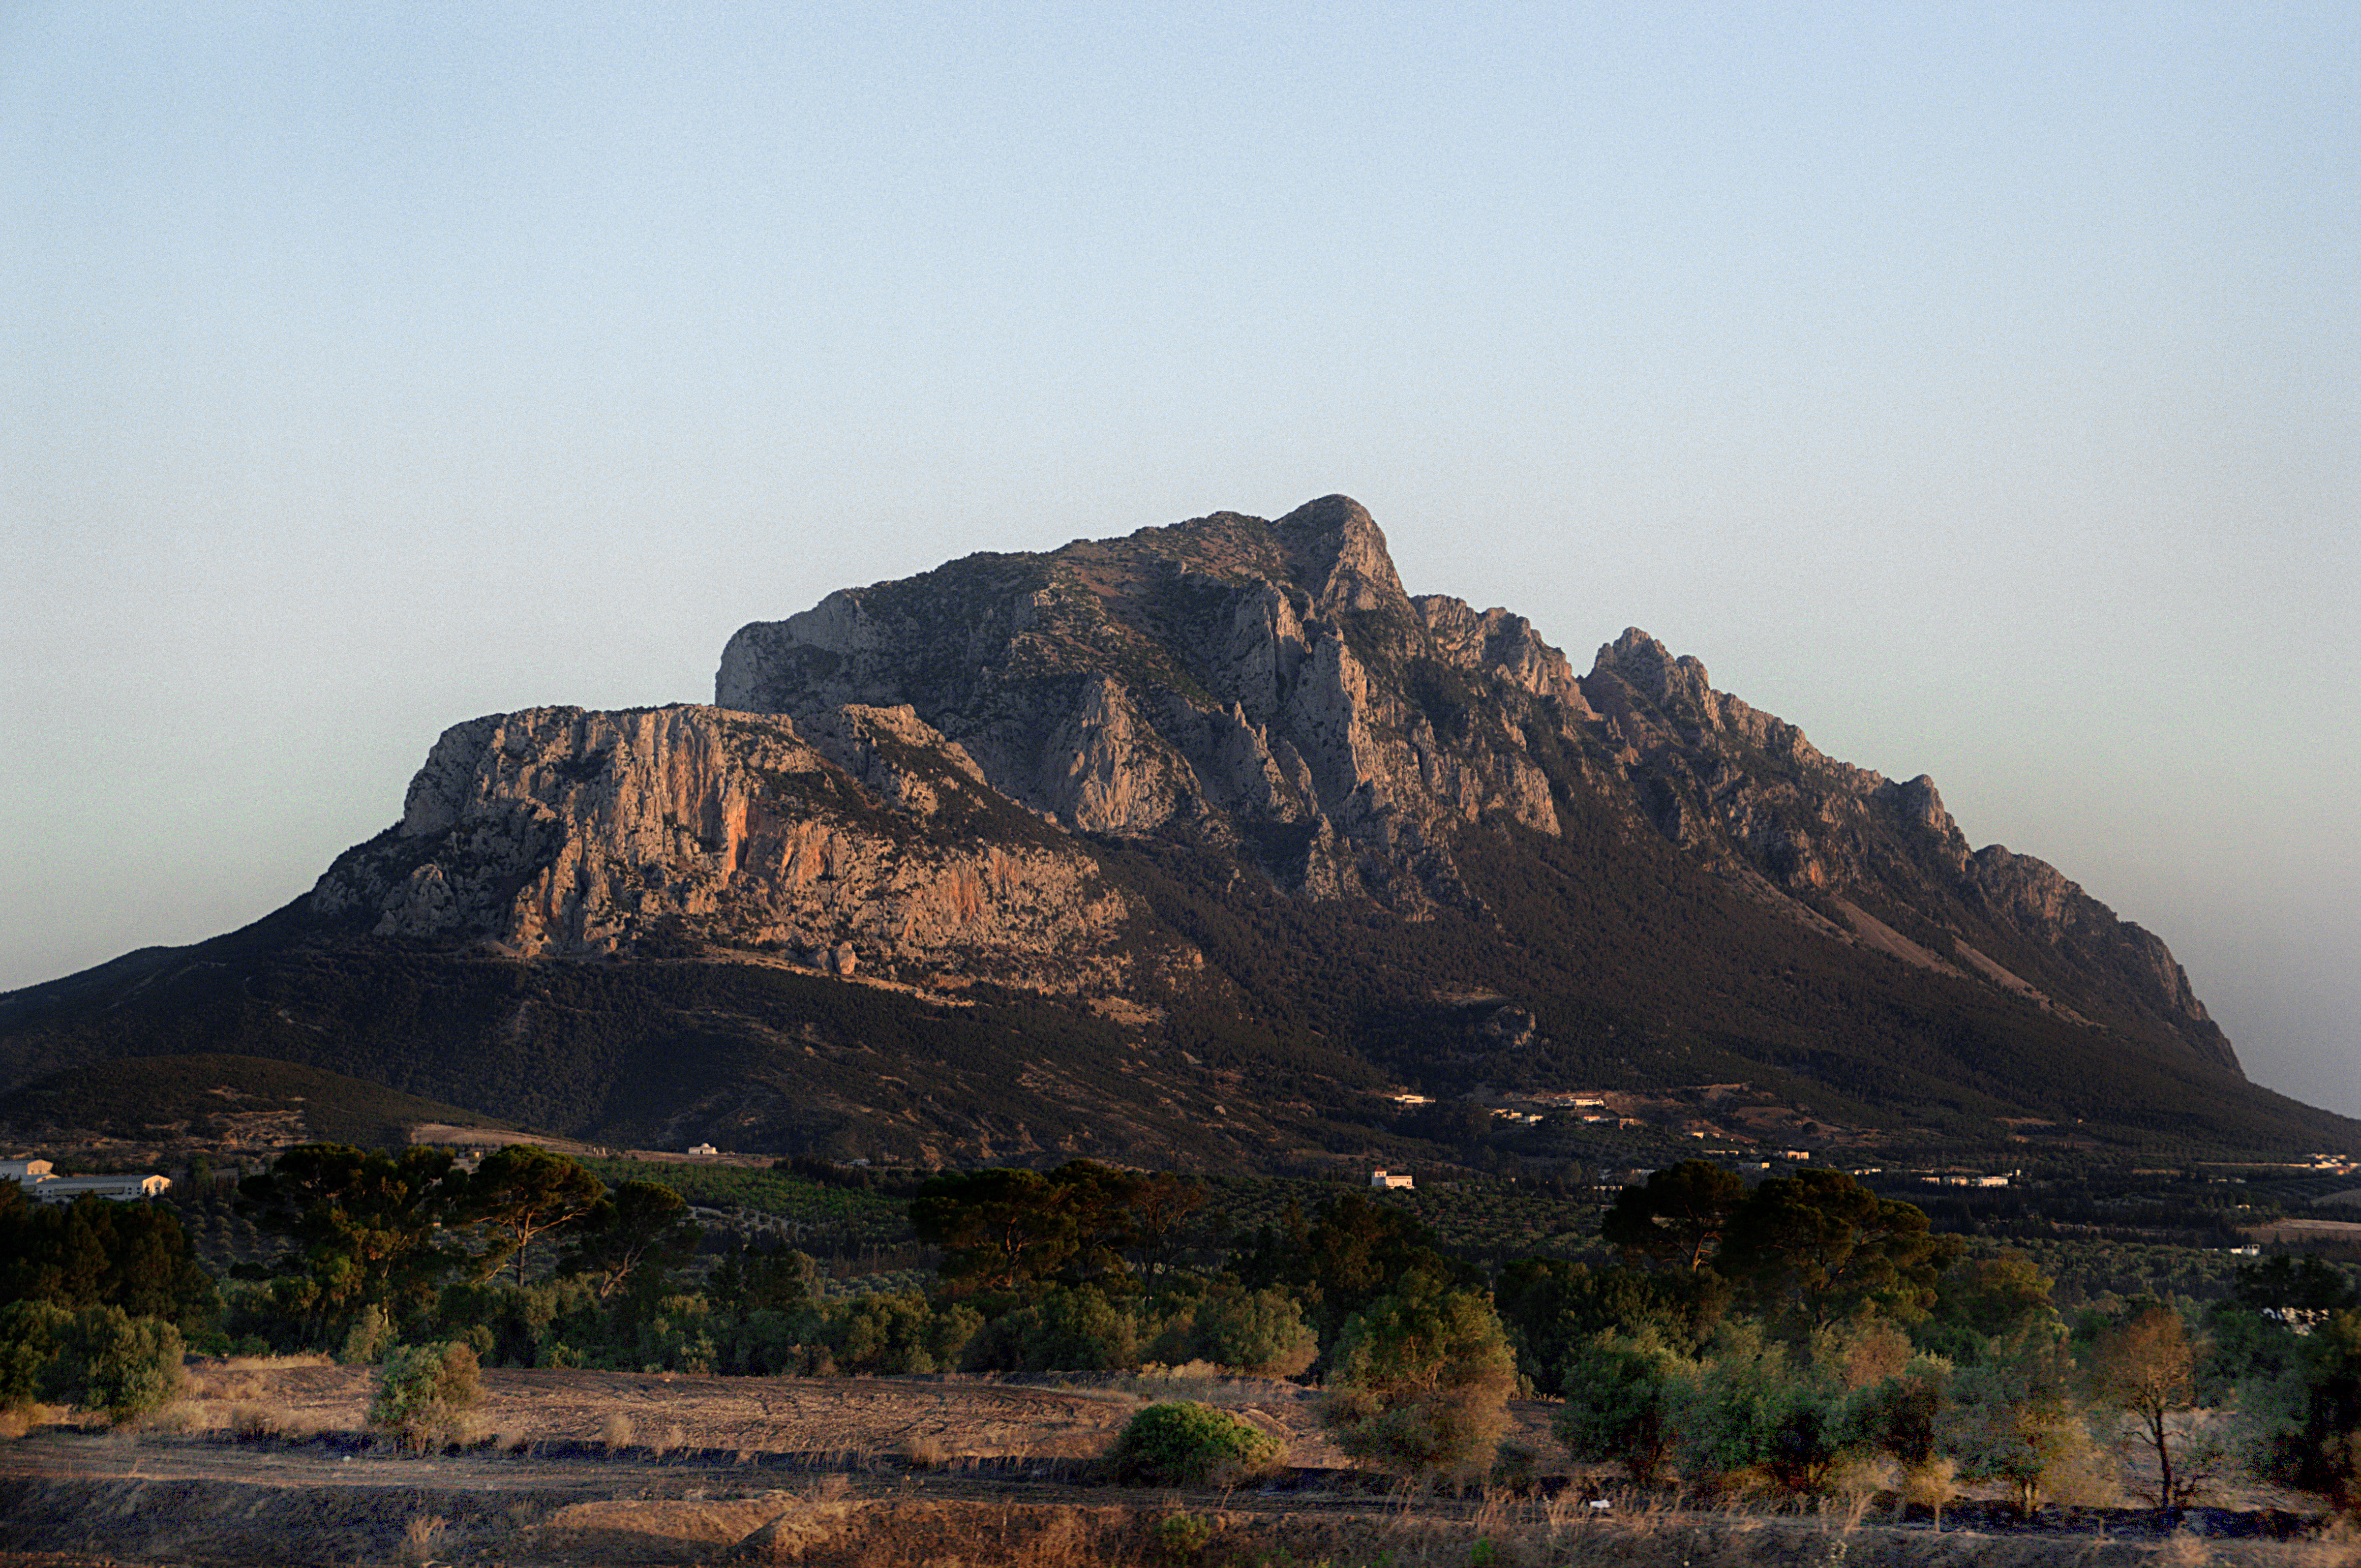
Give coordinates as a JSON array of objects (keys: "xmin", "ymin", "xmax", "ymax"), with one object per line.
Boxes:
[{"xmin": 2, "ymin": 497, "xmax": 2346, "ymax": 1165}]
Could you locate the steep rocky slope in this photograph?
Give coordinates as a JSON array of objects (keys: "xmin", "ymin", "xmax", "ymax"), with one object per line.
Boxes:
[
  {"xmin": 715, "ymin": 495, "xmax": 2233, "ymax": 1075},
  {"xmin": 0, "ymin": 496, "xmax": 2326, "ymax": 1164},
  {"xmin": 311, "ymin": 702, "xmax": 1141, "ymax": 994}
]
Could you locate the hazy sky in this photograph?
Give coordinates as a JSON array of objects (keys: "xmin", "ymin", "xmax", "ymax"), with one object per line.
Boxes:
[{"xmin": 4, "ymin": 4, "xmax": 2355, "ymax": 1117}]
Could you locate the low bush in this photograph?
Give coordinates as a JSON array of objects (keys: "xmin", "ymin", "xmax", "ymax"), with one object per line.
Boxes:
[
  {"xmin": 0, "ymin": 1301, "xmax": 72, "ymax": 1415},
  {"xmin": 228, "ymin": 1401, "xmax": 316, "ymax": 1442},
  {"xmin": 1108, "ymin": 1401, "xmax": 1283, "ymax": 1486},
  {"xmin": 369, "ymin": 1341, "xmax": 483, "ymax": 1451},
  {"xmin": 39, "ymin": 1307, "xmax": 188, "ymax": 1427},
  {"xmin": 1321, "ymin": 1277, "xmax": 1517, "ymax": 1486},
  {"xmin": 338, "ymin": 1305, "xmax": 395, "ymax": 1366}
]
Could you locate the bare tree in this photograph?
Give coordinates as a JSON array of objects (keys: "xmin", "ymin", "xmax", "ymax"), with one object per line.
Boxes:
[{"xmin": 2085, "ymin": 1304, "xmax": 2214, "ymax": 1507}]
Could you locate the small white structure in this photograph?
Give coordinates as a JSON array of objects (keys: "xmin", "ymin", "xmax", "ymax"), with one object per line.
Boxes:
[
  {"xmin": 688, "ymin": 1142, "xmax": 719, "ymax": 1157},
  {"xmin": 27, "ymin": 1173, "xmax": 172, "ymax": 1203},
  {"xmin": 0, "ymin": 1159, "xmax": 56, "ymax": 1181},
  {"xmin": 1370, "ymin": 1168, "xmax": 1413, "ymax": 1190}
]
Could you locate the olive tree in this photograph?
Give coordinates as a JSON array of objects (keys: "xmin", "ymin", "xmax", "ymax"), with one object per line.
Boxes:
[{"xmin": 1321, "ymin": 1273, "xmax": 1518, "ymax": 1486}]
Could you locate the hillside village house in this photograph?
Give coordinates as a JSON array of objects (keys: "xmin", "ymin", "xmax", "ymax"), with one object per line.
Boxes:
[{"xmin": 2, "ymin": 1158, "xmax": 171, "ymax": 1202}]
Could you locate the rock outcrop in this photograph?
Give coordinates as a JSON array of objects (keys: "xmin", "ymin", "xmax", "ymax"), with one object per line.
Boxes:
[
  {"xmin": 716, "ymin": 497, "xmax": 2239, "ymax": 1075},
  {"xmin": 2, "ymin": 494, "xmax": 2297, "ymax": 1166},
  {"xmin": 310, "ymin": 703, "xmax": 1134, "ymax": 991}
]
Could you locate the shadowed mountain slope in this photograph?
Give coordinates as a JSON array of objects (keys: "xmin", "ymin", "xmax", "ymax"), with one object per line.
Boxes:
[{"xmin": 2, "ymin": 498, "xmax": 2340, "ymax": 1163}]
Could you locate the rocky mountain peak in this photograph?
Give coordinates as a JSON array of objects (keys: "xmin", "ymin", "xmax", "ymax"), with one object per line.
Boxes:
[
  {"xmin": 704, "ymin": 498, "xmax": 2246, "ymax": 1075},
  {"xmin": 1590, "ymin": 627, "xmax": 1717, "ymax": 714},
  {"xmin": 1271, "ymin": 493, "xmax": 1407, "ymax": 616},
  {"xmin": 7, "ymin": 495, "xmax": 2298, "ymax": 1171}
]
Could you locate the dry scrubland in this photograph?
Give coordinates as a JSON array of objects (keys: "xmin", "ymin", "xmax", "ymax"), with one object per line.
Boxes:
[{"xmin": 0, "ymin": 1359, "xmax": 2352, "ymax": 1567}]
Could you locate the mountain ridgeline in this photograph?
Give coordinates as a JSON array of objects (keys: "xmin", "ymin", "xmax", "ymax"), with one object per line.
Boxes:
[{"xmin": 2, "ymin": 497, "xmax": 2338, "ymax": 1164}]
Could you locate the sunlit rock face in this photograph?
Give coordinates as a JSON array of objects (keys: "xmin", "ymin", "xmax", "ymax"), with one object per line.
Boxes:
[
  {"xmin": 312, "ymin": 702, "xmax": 1135, "ymax": 992},
  {"xmin": 713, "ymin": 495, "xmax": 2238, "ymax": 1073}
]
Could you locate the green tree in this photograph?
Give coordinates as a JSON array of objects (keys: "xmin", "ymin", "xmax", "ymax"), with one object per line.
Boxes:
[
  {"xmin": 2255, "ymin": 1307, "xmax": 2361, "ymax": 1517},
  {"xmin": 1660, "ymin": 1320, "xmax": 1864, "ymax": 1498},
  {"xmin": 1117, "ymin": 1171, "xmax": 1207, "ymax": 1301},
  {"xmin": 1232, "ymin": 1191, "xmax": 1471, "ymax": 1347},
  {"xmin": 828, "ymin": 1290, "xmax": 969, "ymax": 1374},
  {"xmin": 0, "ymin": 1300, "xmax": 72, "ymax": 1415},
  {"xmin": 1850, "ymin": 1353, "xmax": 1952, "ymax": 1473},
  {"xmin": 1320, "ymin": 1273, "xmax": 1518, "ymax": 1485},
  {"xmin": 1600, "ymin": 1161, "xmax": 1746, "ymax": 1272},
  {"xmin": 0, "ymin": 1186, "xmax": 218, "ymax": 1332},
  {"xmin": 1553, "ymin": 1325, "xmax": 1696, "ymax": 1484},
  {"xmin": 239, "ymin": 1144, "xmax": 466, "ymax": 1339},
  {"xmin": 1495, "ymin": 1257, "xmax": 1726, "ymax": 1395},
  {"xmin": 1184, "ymin": 1283, "xmax": 1317, "ymax": 1377},
  {"xmin": 910, "ymin": 1167, "xmax": 1086, "ymax": 1300},
  {"xmin": 1716, "ymin": 1170, "xmax": 1943, "ymax": 1329},
  {"xmin": 40, "ymin": 1306, "xmax": 187, "ymax": 1426},
  {"xmin": 460, "ymin": 1145, "xmax": 603, "ymax": 1286},
  {"xmin": 1921, "ymin": 1249, "xmax": 2060, "ymax": 1363},
  {"xmin": 707, "ymin": 1240, "xmax": 821, "ymax": 1320},
  {"xmin": 558, "ymin": 1180, "xmax": 699, "ymax": 1303},
  {"xmin": 1942, "ymin": 1330, "xmax": 2113, "ymax": 1514}
]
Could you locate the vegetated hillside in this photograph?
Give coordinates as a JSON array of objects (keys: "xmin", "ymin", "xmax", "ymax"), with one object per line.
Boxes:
[
  {"xmin": 0, "ymin": 898, "xmax": 1410, "ymax": 1165},
  {"xmin": 2, "ymin": 497, "xmax": 2349, "ymax": 1166},
  {"xmin": 0, "ymin": 1051, "xmax": 505, "ymax": 1153}
]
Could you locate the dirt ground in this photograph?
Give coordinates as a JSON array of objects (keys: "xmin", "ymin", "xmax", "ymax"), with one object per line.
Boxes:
[
  {"xmin": 0, "ymin": 1361, "xmax": 2349, "ymax": 1567},
  {"xmin": 152, "ymin": 1357, "xmax": 1421, "ymax": 1468}
]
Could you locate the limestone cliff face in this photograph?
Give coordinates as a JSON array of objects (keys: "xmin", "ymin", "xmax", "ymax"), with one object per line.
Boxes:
[
  {"xmin": 716, "ymin": 497, "xmax": 2239, "ymax": 1076},
  {"xmin": 717, "ymin": 496, "xmax": 1564, "ymax": 909},
  {"xmin": 310, "ymin": 703, "xmax": 1134, "ymax": 991},
  {"xmin": 1575, "ymin": 628, "xmax": 2237, "ymax": 1071}
]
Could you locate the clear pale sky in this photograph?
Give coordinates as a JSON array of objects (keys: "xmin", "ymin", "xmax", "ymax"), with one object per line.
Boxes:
[{"xmin": 4, "ymin": 4, "xmax": 2355, "ymax": 1117}]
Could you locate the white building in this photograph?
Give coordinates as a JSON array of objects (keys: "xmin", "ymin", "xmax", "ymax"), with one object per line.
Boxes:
[
  {"xmin": 1369, "ymin": 1169, "xmax": 1414, "ymax": 1190},
  {"xmin": 25, "ymin": 1173, "xmax": 172, "ymax": 1203}
]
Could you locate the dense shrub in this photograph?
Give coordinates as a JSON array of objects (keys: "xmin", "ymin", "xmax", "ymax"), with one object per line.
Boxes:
[
  {"xmin": 1321, "ymin": 1275, "xmax": 1517, "ymax": 1485},
  {"xmin": 1108, "ymin": 1400, "xmax": 1283, "ymax": 1486},
  {"xmin": 830, "ymin": 1290, "xmax": 980, "ymax": 1374},
  {"xmin": 0, "ymin": 1301, "xmax": 72, "ymax": 1414},
  {"xmin": 2254, "ymin": 1307, "xmax": 2361, "ymax": 1516},
  {"xmin": 625, "ymin": 1294, "xmax": 717, "ymax": 1374},
  {"xmin": 964, "ymin": 1285, "xmax": 1140, "ymax": 1374},
  {"xmin": 369, "ymin": 1341, "xmax": 483, "ymax": 1451},
  {"xmin": 1652, "ymin": 1322, "xmax": 1852, "ymax": 1496},
  {"xmin": 1184, "ymin": 1286, "xmax": 1316, "ymax": 1377},
  {"xmin": 39, "ymin": 1306, "xmax": 187, "ymax": 1426},
  {"xmin": 339, "ymin": 1304, "xmax": 395, "ymax": 1365},
  {"xmin": 1553, "ymin": 1327, "xmax": 1694, "ymax": 1484}
]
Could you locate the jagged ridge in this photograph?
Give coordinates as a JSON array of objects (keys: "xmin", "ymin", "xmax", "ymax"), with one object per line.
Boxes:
[
  {"xmin": 715, "ymin": 496, "xmax": 2234, "ymax": 1076},
  {"xmin": 2, "ymin": 495, "xmax": 2299, "ymax": 1165}
]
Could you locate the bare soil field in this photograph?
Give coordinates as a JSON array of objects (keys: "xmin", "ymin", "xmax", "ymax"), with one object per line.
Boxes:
[{"xmin": 0, "ymin": 1361, "xmax": 2351, "ymax": 1567}]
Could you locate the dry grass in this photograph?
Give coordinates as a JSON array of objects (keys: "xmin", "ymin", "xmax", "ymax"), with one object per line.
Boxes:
[
  {"xmin": 600, "ymin": 1410, "xmax": 636, "ymax": 1451},
  {"xmin": 396, "ymin": 1512, "xmax": 446, "ymax": 1567},
  {"xmin": 209, "ymin": 1352, "xmax": 335, "ymax": 1372},
  {"xmin": 227, "ymin": 1401, "xmax": 317, "ymax": 1442},
  {"xmin": 899, "ymin": 1432, "xmax": 948, "ymax": 1469}
]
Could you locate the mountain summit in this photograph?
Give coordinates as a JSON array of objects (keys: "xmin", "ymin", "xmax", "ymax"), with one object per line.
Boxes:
[
  {"xmin": 1, "ymin": 499, "xmax": 2318, "ymax": 1163},
  {"xmin": 712, "ymin": 496, "xmax": 2230, "ymax": 1074}
]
